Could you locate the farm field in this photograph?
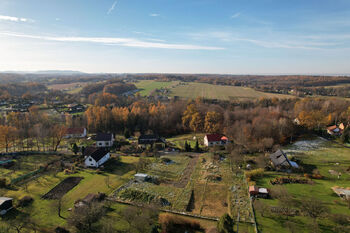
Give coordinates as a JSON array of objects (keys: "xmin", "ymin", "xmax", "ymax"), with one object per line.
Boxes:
[
  {"xmin": 0, "ymin": 155, "xmax": 138, "ymax": 231},
  {"xmin": 47, "ymin": 82, "xmax": 88, "ymax": 94},
  {"xmin": 253, "ymin": 138, "xmax": 350, "ymax": 233},
  {"xmin": 169, "ymin": 82, "xmax": 293, "ymax": 100},
  {"xmin": 133, "ymin": 80, "xmax": 180, "ymax": 96}
]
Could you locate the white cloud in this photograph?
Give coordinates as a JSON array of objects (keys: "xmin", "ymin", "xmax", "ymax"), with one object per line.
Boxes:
[
  {"xmin": 149, "ymin": 13, "xmax": 160, "ymax": 17},
  {"xmin": 0, "ymin": 15, "xmax": 32, "ymax": 22},
  {"xmin": 55, "ymin": 18, "xmax": 61, "ymax": 21},
  {"xmin": 0, "ymin": 31, "xmax": 224, "ymax": 50},
  {"xmin": 107, "ymin": 1, "xmax": 118, "ymax": 14},
  {"xmin": 231, "ymin": 12, "xmax": 241, "ymax": 19}
]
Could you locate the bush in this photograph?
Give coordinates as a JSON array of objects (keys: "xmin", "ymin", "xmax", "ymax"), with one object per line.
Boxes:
[
  {"xmin": 0, "ymin": 178, "xmax": 7, "ymax": 188},
  {"xmin": 159, "ymin": 213, "xmax": 202, "ymax": 233},
  {"xmin": 245, "ymin": 168, "xmax": 264, "ymax": 181},
  {"xmin": 217, "ymin": 213, "xmax": 234, "ymax": 233},
  {"xmin": 18, "ymin": 196, "xmax": 34, "ymax": 207}
]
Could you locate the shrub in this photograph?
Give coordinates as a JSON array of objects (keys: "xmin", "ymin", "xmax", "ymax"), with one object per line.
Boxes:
[
  {"xmin": 217, "ymin": 213, "xmax": 234, "ymax": 233},
  {"xmin": 159, "ymin": 213, "xmax": 202, "ymax": 233},
  {"xmin": 0, "ymin": 178, "xmax": 7, "ymax": 188},
  {"xmin": 18, "ymin": 196, "xmax": 34, "ymax": 207},
  {"xmin": 245, "ymin": 168, "xmax": 264, "ymax": 181}
]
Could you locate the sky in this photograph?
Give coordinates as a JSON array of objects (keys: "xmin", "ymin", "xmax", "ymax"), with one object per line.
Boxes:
[{"xmin": 0, "ymin": 0, "xmax": 350, "ymax": 74}]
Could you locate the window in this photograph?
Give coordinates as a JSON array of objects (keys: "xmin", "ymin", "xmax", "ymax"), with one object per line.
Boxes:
[
  {"xmin": 99, "ymin": 142, "xmax": 102, "ymax": 146},
  {"xmin": 106, "ymin": 142, "xmax": 109, "ymax": 146},
  {"xmin": 89, "ymin": 158, "xmax": 92, "ymax": 161}
]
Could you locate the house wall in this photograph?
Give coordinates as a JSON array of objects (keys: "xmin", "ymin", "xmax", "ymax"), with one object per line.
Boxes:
[
  {"xmin": 96, "ymin": 140, "xmax": 113, "ymax": 147},
  {"xmin": 85, "ymin": 156, "xmax": 98, "ymax": 167}
]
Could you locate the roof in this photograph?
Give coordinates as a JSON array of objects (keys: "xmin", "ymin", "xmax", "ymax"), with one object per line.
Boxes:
[
  {"xmin": 249, "ymin": 186, "xmax": 259, "ymax": 193},
  {"xmin": 86, "ymin": 148, "xmax": 109, "ymax": 162},
  {"xmin": 259, "ymin": 188, "xmax": 269, "ymax": 194},
  {"xmin": 66, "ymin": 127, "xmax": 85, "ymax": 135},
  {"xmin": 0, "ymin": 160, "xmax": 13, "ymax": 165},
  {"xmin": 135, "ymin": 173, "xmax": 149, "ymax": 178},
  {"xmin": 205, "ymin": 134, "xmax": 226, "ymax": 142},
  {"xmin": 95, "ymin": 133, "xmax": 113, "ymax": 141},
  {"xmin": 0, "ymin": 197, "xmax": 13, "ymax": 205},
  {"xmin": 327, "ymin": 125, "xmax": 337, "ymax": 131},
  {"xmin": 270, "ymin": 150, "xmax": 291, "ymax": 167}
]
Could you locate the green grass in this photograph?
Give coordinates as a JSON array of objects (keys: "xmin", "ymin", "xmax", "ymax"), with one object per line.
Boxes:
[
  {"xmin": 254, "ymin": 140, "xmax": 350, "ymax": 233},
  {"xmin": 167, "ymin": 133, "xmax": 206, "ymax": 150},
  {"xmin": 169, "ymin": 82, "xmax": 293, "ymax": 100},
  {"xmin": 133, "ymin": 80, "xmax": 180, "ymax": 96},
  {"xmin": 0, "ymin": 156, "xmax": 139, "ymax": 231}
]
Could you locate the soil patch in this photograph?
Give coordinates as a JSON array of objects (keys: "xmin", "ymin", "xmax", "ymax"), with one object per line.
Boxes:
[
  {"xmin": 170, "ymin": 155, "xmax": 199, "ymax": 188},
  {"xmin": 42, "ymin": 177, "xmax": 83, "ymax": 199}
]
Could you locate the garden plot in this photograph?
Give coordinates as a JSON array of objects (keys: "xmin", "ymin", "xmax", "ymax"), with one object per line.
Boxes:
[
  {"xmin": 42, "ymin": 177, "xmax": 83, "ymax": 199},
  {"xmin": 115, "ymin": 154, "xmax": 198, "ymax": 211},
  {"xmin": 284, "ymin": 136, "xmax": 327, "ymax": 154},
  {"xmin": 147, "ymin": 155, "xmax": 192, "ymax": 181},
  {"xmin": 0, "ymin": 154, "xmax": 61, "ymax": 182}
]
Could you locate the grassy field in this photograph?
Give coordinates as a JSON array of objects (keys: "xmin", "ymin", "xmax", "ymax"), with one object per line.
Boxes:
[
  {"xmin": 167, "ymin": 133, "xmax": 206, "ymax": 150},
  {"xmin": 169, "ymin": 82, "xmax": 292, "ymax": 100},
  {"xmin": 133, "ymin": 80, "xmax": 180, "ymax": 96},
  {"xmin": 254, "ymin": 138, "xmax": 350, "ymax": 233},
  {"xmin": 0, "ymin": 155, "xmax": 138, "ymax": 231}
]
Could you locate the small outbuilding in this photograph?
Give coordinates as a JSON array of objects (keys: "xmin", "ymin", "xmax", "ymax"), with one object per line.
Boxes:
[
  {"xmin": 134, "ymin": 173, "xmax": 150, "ymax": 182},
  {"xmin": 249, "ymin": 186, "xmax": 269, "ymax": 198},
  {"xmin": 270, "ymin": 149, "xmax": 299, "ymax": 170},
  {"xmin": 0, "ymin": 197, "xmax": 13, "ymax": 215}
]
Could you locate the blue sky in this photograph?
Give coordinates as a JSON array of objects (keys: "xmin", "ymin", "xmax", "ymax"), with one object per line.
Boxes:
[{"xmin": 0, "ymin": 0, "xmax": 350, "ymax": 74}]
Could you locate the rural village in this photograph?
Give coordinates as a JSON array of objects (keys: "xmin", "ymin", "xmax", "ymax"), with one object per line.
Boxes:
[{"xmin": 0, "ymin": 74, "xmax": 349, "ymax": 233}]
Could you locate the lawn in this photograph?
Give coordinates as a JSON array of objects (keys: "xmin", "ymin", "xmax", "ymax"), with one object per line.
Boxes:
[
  {"xmin": 169, "ymin": 82, "xmax": 293, "ymax": 100},
  {"xmin": 0, "ymin": 154, "xmax": 61, "ymax": 182},
  {"xmin": 167, "ymin": 133, "xmax": 206, "ymax": 150},
  {"xmin": 133, "ymin": 80, "xmax": 180, "ymax": 96},
  {"xmin": 0, "ymin": 155, "xmax": 139, "ymax": 231},
  {"xmin": 253, "ymin": 138, "xmax": 350, "ymax": 233}
]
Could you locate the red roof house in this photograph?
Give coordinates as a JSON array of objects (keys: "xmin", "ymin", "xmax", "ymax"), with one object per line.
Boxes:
[{"xmin": 204, "ymin": 134, "xmax": 229, "ymax": 147}]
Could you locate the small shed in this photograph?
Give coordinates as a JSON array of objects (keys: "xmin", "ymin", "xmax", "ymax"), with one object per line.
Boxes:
[
  {"xmin": 249, "ymin": 186, "xmax": 259, "ymax": 195},
  {"xmin": 0, "ymin": 197, "xmax": 13, "ymax": 215},
  {"xmin": 134, "ymin": 173, "xmax": 150, "ymax": 182}
]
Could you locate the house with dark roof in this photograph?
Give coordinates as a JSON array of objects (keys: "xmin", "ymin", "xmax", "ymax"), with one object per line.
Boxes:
[
  {"xmin": 138, "ymin": 135, "xmax": 165, "ymax": 145},
  {"xmin": 204, "ymin": 134, "xmax": 229, "ymax": 147},
  {"xmin": 95, "ymin": 133, "xmax": 114, "ymax": 148},
  {"xmin": 64, "ymin": 127, "xmax": 87, "ymax": 138},
  {"xmin": 84, "ymin": 147, "xmax": 110, "ymax": 168},
  {"xmin": 0, "ymin": 197, "xmax": 13, "ymax": 215},
  {"xmin": 270, "ymin": 149, "xmax": 299, "ymax": 170}
]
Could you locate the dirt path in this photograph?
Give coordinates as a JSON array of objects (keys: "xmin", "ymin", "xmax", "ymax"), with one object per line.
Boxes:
[{"xmin": 170, "ymin": 154, "xmax": 199, "ymax": 188}]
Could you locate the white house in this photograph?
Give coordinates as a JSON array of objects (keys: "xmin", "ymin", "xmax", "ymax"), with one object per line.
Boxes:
[
  {"xmin": 65, "ymin": 127, "xmax": 87, "ymax": 138},
  {"xmin": 84, "ymin": 148, "xmax": 110, "ymax": 168},
  {"xmin": 95, "ymin": 133, "xmax": 114, "ymax": 147},
  {"xmin": 204, "ymin": 134, "xmax": 229, "ymax": 147},
  {"xmin": 0, "ymin": 197, "xmax": 13, "ymax": 215}
]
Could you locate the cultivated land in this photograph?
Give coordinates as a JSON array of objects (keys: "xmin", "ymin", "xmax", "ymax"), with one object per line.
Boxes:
[
  {"xmin": 133, "ymin": 80, "xmax": 293, "ymax": 100},
  {"xmin": 169, "ymin": 82, "xmax": 292, "ymax": 100},
  {"xmin": 253, "ymin": 137, "xmax": 350, "ymax": 233},
  {"xmin": 133, "ymin": 80, "xmax": 180, "ymax": 96}
]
